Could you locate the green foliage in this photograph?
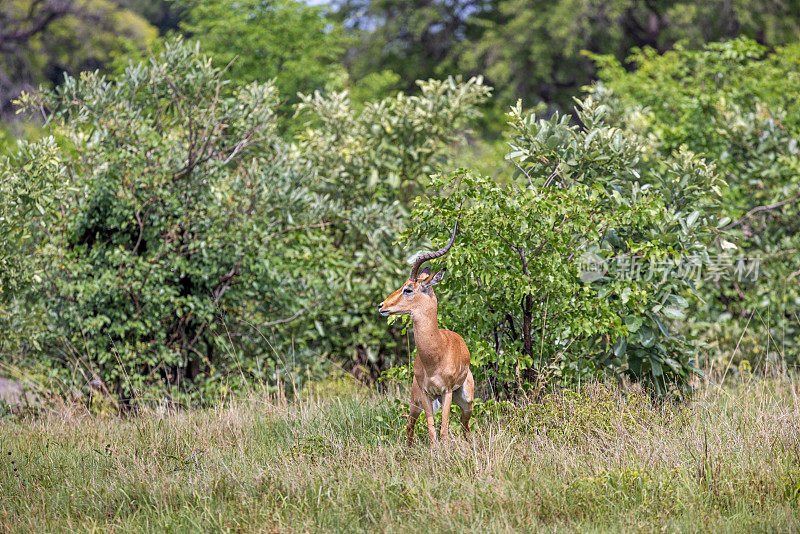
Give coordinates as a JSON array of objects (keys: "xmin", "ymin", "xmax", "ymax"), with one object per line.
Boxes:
[
  {"xmin": 332, "ymin": 0, "xmax": 493, "ymax": 92},
  {"xmin": 405, "ymin": 97, "xmax": 722, "ymax": 395},
  {"xmin": 459, "ymin": 0, "xmax": 800, "ymax": 111},
  {"xmin": 4, "ymin": 39, "xmax": 312, "ymax": 402},
  {"xmin": 344, "ymin": 69, "xmax": 403, "ymax": 106},
  {"xmin": 295, "ymin": 76, "xmax": 490, "ymax": 200},
  {"xmin": 0, "ymin": 0, "xmax": 158, "ymax": 117},
  {"xmin": 592, "ymin": 38, "xmax": 800, "ymax": 369},
  {"xmin": 0, "ymin": 137, "xmax": 64, "ymax": 296},
  {"xmin": 177, "ymin": 0, "xmax": 347, "ymax": 114},
  {"xmin": 286, "ymin": 76, "xmax": 491, "ymax": 378},
  {"xmin": 6, "ymin": 0, "xmax": 800, "ymax": 404},
  {"xmin": 0, "ymin": 39, "xmax": 491, "ymax": 404},
  {"xmin": 335, "ymin": 0, "xmax": 800, "ymax": 124},
  {"xmin": 115, "ymin": 0, "xmax": 182, "ymax": 32}
]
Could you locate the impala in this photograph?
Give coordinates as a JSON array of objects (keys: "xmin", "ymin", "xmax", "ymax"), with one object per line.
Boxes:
[{"xmin": 378, "ymin": 222, "xmax": 474, "ymax": 447}]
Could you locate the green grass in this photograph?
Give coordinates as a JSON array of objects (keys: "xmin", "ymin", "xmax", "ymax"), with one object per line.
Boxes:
[{"xmin": 1, "ymin": 378, "xmax": 800, "ymax": 533}]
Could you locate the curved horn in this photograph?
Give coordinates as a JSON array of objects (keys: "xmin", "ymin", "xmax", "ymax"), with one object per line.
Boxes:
[{"xmin": 409, "ymin": 221, "xmax": 458, "ymax": 281}]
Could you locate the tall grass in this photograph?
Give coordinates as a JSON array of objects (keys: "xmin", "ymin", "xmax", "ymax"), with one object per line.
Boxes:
[{"xmin": 1, "ymin": 377, "xmax": 799, "ymax": 532}]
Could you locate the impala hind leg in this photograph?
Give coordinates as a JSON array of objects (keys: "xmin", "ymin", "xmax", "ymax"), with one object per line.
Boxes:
[
  {"xmin": 454, "ymin": 371, "xmax": 475, "ymax": 439},
  {"xmin": 406, "ymin": 380, "xmax": 423, "ymax": 447},
  {"xmin": 406, "ymin": 402, "xmax": 422, "ymax": 447}
]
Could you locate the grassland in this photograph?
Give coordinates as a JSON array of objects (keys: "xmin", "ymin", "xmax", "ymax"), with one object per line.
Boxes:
[{"xmin": 1, "ymin": 377, "xmax": 799, "ymax": 533}]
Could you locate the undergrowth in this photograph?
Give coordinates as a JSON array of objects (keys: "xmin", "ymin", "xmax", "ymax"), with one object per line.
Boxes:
[{"xmin": 1, "ymin": 378, "xmax": 799, "ymax": 532}]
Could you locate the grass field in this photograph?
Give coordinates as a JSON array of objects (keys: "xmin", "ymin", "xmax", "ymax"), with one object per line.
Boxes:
[{"xmin": 1, "ymin": 377, "xmax": 799, "ymax": 533}]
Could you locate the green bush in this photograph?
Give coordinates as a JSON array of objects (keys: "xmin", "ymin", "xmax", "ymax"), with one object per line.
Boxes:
[
  {"xmin": 404, "ymin": 97, "xmax": 723, "ymax": 396},
  {"xmin": 592, "ymin": 38, "xmax": 800, "ymax": 370},
  {"xmin": 284, "ymin": 76, "xmax": 490, "ymax": 379},
  {"xmin": 0, "ymin": 39, "xmax": 490, "ymax": 404},
  {"xmin": 3, "ymin": 40, "xmax": 310, "ymax": 403}
]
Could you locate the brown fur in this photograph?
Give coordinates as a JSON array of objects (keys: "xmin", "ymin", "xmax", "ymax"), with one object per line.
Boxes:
[{"xmin": 379, "ymin": 269, "xmax": 474, "ymax": 447}]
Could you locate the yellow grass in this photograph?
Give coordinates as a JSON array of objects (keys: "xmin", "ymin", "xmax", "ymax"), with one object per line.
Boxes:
[{"xmin": 1, "ymin": 376, "xmax": 799, "ymax": 532}]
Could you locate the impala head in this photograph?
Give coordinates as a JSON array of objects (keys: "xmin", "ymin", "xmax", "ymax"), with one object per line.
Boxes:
[
  {"xmin": 378, "ymin": 267, "xmax": 446, "ymax": 316},
  {"xmin": 377, "ymin": 221, "xmax": 457, "ymax": 317}
]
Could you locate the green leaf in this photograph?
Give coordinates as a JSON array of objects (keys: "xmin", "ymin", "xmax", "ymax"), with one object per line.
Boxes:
[
  {"xmin": 621, "ymin": 287, "xmax": 631, "ymax": 304},
  {"xmin": 638, "ymin": 327, "xmax": 655, "ymax": 347},
  {"xmin": 650, "ymin": 359, "xmax": 663, "ymax": 377},
  {"xmin": 613, "ymin": 337, "xmax": 627, "ymax": 357},
  {"xmin": 662, "ymin": 306, "xmax": 685, "ymax": 319},
  {"xmin": 625, "ymin": 316, "xmax": 643, "ymax": 333},
  {"xmin": 663, "ymin": 358, "xmax": 683, "ymax": 373}
]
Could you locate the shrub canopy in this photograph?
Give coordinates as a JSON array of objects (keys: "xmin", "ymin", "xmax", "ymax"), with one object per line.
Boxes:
[
  {"xmin": 592, "ymin": 37, "xmax": 800, "ymax": 370},
  {"xmin": 0, "ymin": 39, "xmax": 490, "ymax": 403},
  {"xmin": 405, "ymin": 99, "xmax": 723, "ymax": 396}
]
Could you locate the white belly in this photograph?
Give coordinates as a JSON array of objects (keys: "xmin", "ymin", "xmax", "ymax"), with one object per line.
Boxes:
[{"xmin": 425, "ymin": 383, "xmax": 462, "ymax": 414}]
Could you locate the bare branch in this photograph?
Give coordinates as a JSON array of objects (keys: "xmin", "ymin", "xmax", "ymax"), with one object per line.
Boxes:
[
  {"xmin": 0, "ymin": 0, "xmax": 73, "ymax": 46},
  {"xmin": 722, "ymin": 191, "xmax": 800, "ymax": 231},
  {"xmin": 263, "ymin": 308, "xmax": 307, "ymax": 327}
]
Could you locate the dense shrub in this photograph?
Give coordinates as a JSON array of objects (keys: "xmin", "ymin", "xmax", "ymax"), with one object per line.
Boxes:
[
  {"xmin": 404, "ymin": 98, "xmax": 723, "ymax": 396},
  {"xmin": 0, "ymin": 39, "xmax": 489, "ymax": 404},
  {"xmin": 289, "ymin": 77, "xmax": 490, "ymax": 379},
  {"xmin": 3, "ymin": 40, "xmax": 312, "ymax": 403},
  {"xmin": 7, "ymin": 33, "xmax": 796, "ymax": 403},
  {"xmin": 591, "ymin": 38, "xmax": 800, "ymax": 370}
]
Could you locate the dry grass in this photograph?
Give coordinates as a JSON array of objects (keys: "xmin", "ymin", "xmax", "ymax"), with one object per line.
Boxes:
[{"xmin": 1, "ymin": 377, "xmax": 800, "ymax": 533}]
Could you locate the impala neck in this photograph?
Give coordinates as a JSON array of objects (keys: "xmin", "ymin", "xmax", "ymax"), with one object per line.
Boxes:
[{"xmin": 411, "ymin": 299, "xmax": 444, "ymax": 362}]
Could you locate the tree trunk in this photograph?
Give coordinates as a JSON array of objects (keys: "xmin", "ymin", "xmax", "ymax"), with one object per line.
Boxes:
[{"xmin": 522, "ymin": 293, "xmax": 533, "ymax": 357}]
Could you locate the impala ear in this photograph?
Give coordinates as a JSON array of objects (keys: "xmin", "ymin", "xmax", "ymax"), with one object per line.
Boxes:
[
  {"xmin": 420, "ymin": 267, "xmax": 432, "ymax": 277},
  {"xmin": 427, "ymin": 269, "xmax": 445, "ymax": 286}
]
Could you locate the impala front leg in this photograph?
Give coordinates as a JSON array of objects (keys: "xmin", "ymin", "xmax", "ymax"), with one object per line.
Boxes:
[
  {"xmin": 440, "ymin": 389, "xmax": 453, "ymax": 442},
  {"xmin": 418, "ymin": 393, "xmax": 438, "ymax": 447}
]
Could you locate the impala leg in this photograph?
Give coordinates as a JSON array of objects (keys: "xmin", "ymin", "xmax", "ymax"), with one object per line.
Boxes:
[
  {"xmin": 440, "ymin": 389, "xmax": 454, "ymax": 443},
  {"xmin": 406, "ymin": 381, "xmax": 423, "ymax": 447},
  {"xmin": 454, "ymin": 371, "xmax": 475, "ymax": 440},
  {"xmin": 418, "ymin": 392, "xmax": 438, "ymax": 447}
]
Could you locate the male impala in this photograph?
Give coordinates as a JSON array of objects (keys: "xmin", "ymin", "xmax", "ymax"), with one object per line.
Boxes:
[{"xmin": 378, "ymin": 222, "xmax": 474, "ymax": 447}]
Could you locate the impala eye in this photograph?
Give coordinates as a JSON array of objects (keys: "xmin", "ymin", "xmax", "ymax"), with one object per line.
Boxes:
[{"xmin": 403, "ymin": 286, "xmax": 413, "ymax": 294}]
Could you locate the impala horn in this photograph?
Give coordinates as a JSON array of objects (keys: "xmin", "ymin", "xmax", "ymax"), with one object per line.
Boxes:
[{"xmin": 409, "ymin": 221, "xmax": 459, "ymax": 281}]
